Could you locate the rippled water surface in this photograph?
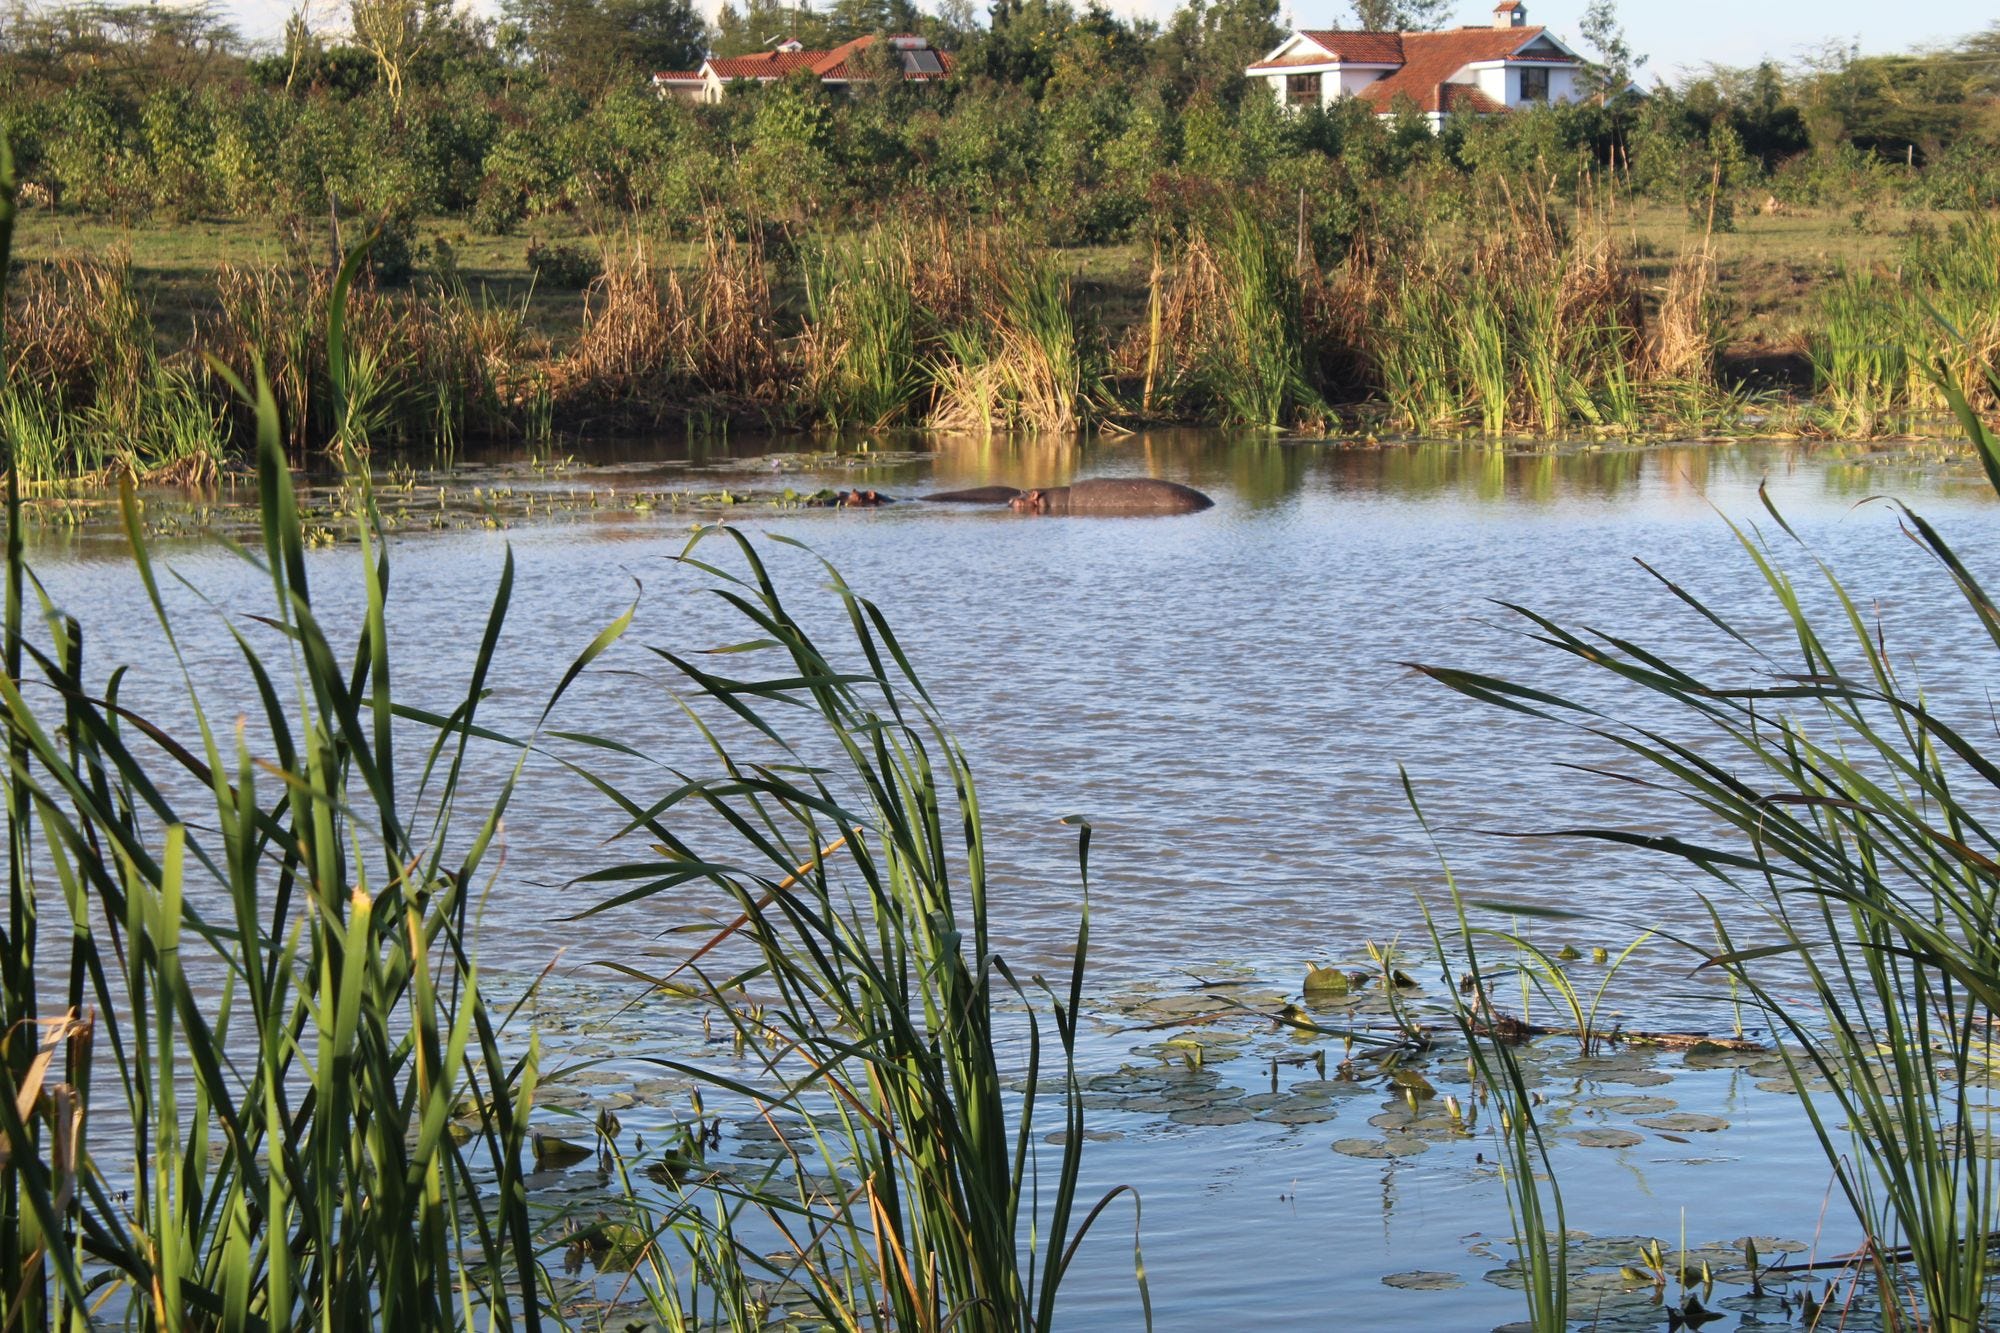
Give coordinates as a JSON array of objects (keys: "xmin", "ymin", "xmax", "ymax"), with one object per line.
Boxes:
[{"xmin": 25, "ymin": 433, "xmax": 2000, "ymax": 1329}]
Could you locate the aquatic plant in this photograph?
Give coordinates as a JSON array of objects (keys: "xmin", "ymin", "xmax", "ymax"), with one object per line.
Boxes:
[
  {"xmin": 0, "ymin": 164, "xmax": 574, "ymax": 1327},
  {"xmin": 1115, "ymin": 214, "xmax": 1319, "ymax": 428},
  {"xmin": 1413, "ymin": 351, "xmax": 2000, "ymax": 1328},
  {"xmin": 1810, "ymin": 214, "xmax": 2000, "ymax": 436},
  {"xmin": 1808, "ymin": 270, "xmax": 1915, "ymax": 436},
  {"xmin": 929, "ymin": 247, "xmax": 1092, "ymax": 435},
  {"xmin": 1411, "ymin": 779, "xmax": 1567, "ymax": 1333},
  {"xmin": 799, "ymin": 229, "xmax": 927, "ymax": 430},
  {"xmin": 1362, "ymin": 219, "xmax": 1664, "ymax": 439},
  {"xmin": 563, "ymin": 525, "xmax": 1147, "ymax": 1332}
]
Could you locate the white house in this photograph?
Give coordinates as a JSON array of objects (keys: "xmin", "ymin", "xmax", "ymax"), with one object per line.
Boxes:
[
  {"xmin": 1246, "ymin": 1, "xmax": 1584, "ymax": 130},
  {"xmin": 655, "ymin": 34, "xmax": 951, "ymax": 104}
]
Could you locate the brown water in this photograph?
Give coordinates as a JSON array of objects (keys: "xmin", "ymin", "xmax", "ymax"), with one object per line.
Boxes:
[{"xmin": 23, "ymin": 432, "xmax": 2000, "ymax": 1329}]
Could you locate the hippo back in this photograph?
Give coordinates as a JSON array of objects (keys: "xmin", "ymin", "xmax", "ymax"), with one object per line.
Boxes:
[
  {"xmin": 922, "ymin": 486, "xmax": 1025, "ymax": 504},
  {"xmin": 1060, "ymin": 478, "xmax": 1214, "ymax": 514}
]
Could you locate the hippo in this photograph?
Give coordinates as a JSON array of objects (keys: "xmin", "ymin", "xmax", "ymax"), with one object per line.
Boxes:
[
  {"xmin": 921, "ymin": 486, "xmax": 1025, "ymax": 504},
  {"xmin": 1008, "ymin": 478, "xmax": 1213, "ymax": 516},
  {"xmin": 804, "ymin": 488, "xmax": 892, "ymax": 507}
]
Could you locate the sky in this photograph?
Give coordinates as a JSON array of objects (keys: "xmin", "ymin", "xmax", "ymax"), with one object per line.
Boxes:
[{"xmin": 218, "ymin": 0, "xmax": 1993, "ymax": 79}]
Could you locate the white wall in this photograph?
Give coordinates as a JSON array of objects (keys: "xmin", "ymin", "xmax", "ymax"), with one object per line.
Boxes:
[
  {"xmin": 1264, "ymin": 67, "xmax": 1344, "ymax": 109},
  {"xmin": 1339, "ymin": 67, "xmax": 1386, "ymax": 97}
]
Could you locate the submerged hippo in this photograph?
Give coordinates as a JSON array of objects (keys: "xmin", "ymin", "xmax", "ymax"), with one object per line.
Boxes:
[
  {"xmin": 1009, "ymin": 478, "xmax": 1213, "ymax": 516},
  {"xmin": 921, "ymin": 486, "xmax": 1025, "ymax": 504}
]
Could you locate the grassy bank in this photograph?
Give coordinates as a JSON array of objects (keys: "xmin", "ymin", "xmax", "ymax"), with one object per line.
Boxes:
[
  {"xmin": 4, "ymin": 197, "xmax": 1998, "ymax": 482},
  {"xmin": 15, "ymin": 198, "xmax": 1941, "ymax": 358}
]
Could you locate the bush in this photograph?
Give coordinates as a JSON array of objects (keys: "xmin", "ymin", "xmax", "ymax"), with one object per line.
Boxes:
[{"xmin": 527, "ymin": 238, "xmax": 601, "ymax": 288}]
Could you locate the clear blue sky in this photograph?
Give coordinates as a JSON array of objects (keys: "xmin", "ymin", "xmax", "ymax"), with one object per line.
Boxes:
[{"xmin": 220, "ymin": 0, "xmax": 1994, "ymax": 78}]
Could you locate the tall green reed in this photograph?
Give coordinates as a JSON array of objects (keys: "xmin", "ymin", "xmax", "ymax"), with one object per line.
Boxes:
[
  {"xmin": 929, "ymin": 253, "xmax": 1092, "ymax": 434},
  {"xmin": 1366, "ymin": 228, "xmax": 1663, "ymax": 439},
  {"xmin": 563, "ymin": 526, "xmax": 1147, "ymax": 1332},
  {"xmin": 1410, "ymin": 776, "xmax": 1566, "ymax": 1333},
  {"xmin": 1809, "ymin": 271, "xmax": 1915, "ymax": 435},
  {"xmin": 800, "ymin": 232, "xmax": 926, "ymax": 430},
  {"xmin": 0, "ymin": 185, "xmax": 592, "ymax": 1326},
  {"xmin": 1413, "ymin": 350, "xmax": 2000, "ymax": 1329},
  {"xmin": 1201, "ymin": 211, "xmax": 1316, "ymax": 429},
  {"xmin": 1811, "ymin": 215, "xmax": 2000, "ymax": 436}
]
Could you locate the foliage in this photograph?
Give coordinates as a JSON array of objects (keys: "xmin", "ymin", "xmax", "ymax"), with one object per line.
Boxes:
[{"xmin": 0, "ymin": 0, "xmax": 1992, "ymax": 246}]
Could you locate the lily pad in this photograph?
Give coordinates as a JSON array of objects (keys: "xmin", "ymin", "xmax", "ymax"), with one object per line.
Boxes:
[
  {"xmin": 1289, "ymin": 1079, "xmax": 1372, "ymax": 1097},
  {"xmin": 1170, "ymin": 1105, "xmax": 1255, "ymax": 1126},
  {"xmin": 1581, "ymin": 1095, "xmax": 1678, "ymax": 1115},
  {"xmin": 1257, "ymin": 1101, "xmax": 1340, "ymax": 1125},
  {"xmin": 1569, "ymin": 1128, "xmax": 1644, "ymax": 1149},
  {"xmin": 1333, "ymin": 1136, "xmax": 1429, "ymax": 1158},
  {"xmin": 531, "ymin": 1134, "xmax": 595, "ymax": 1168},
  {"xmin": 1592, "ymin": 1070, "xmax": 1674, "ymax": 1088},
  {"xmin": 1381, "ymin": 1270, "xmax": 1463, "ymax": 1290},
  {"xmin": 1635, "ymin": 1112, "xmax": 1728, "ymax": 1133},
  {"xmin": 1304, "ymin": 965, "xmax": 1354, "ymax": 996}
]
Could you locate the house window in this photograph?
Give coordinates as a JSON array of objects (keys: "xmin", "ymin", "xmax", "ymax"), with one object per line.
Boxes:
[
  {"xmin": 1286, "ymin": 72, "xmax": 1322, "ymax": 107},
  {"xmin": 1519, "ymin": 66, "xmax": 1549, "ymax": 102}
]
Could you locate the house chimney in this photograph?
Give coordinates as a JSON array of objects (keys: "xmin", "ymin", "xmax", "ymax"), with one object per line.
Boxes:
[{"xmin": 1493, "ymin": 0, "xmax": 1524, "ymax": 27}]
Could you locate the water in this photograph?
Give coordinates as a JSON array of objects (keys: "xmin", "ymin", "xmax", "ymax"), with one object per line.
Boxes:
[{"xmin": 20, "ymin": 432, "xmax": 2000, "ymax": 1328}]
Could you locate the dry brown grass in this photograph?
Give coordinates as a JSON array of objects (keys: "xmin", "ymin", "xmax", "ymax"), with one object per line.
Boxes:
[
  {"xmin": 1646, "ymin": 247, "xmax": 1722, "ymax": 385},
  {"xmin": 683, "ymin": 227, "xmax": 784, "ymax": 400},
  {"xmin": 557, "ymin": 243, "xmax": 685, "ymax": 401},
  {"xmin": 3, "ymin": 250, "xmax": 150, "ymax": 403},
  {"xmin": 1110, "ymin": 235, "xmax": 1226, "ymax": 410}
]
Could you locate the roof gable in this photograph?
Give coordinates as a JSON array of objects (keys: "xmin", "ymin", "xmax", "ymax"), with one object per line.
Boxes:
[{"xmin": 1352, "ymin": 25, "xmax": 1575, "ymax": 113}]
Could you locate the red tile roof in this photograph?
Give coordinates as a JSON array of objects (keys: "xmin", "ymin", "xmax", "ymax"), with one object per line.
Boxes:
[
  {"xmin": 1248, "ymin": 30, "xmax": 1403, "ymax": 69},
  {"xmin": 701, "ymin": 49, "xmax": 819, "ymax": 79},
  {"xmin": 1438, "ymin": 82, "xmax": 1507, "ymax": 113},
  {"xmin": 1300, "ymin": 30, "xmax": 1405, "ymax": 63},
  {"xmin": 657, "ymin": 35, "xmax": 953, "ymax": 85},
  {"xmin": 1350, "ymin": 26, "xmax": 1568, "ymax": 114}
]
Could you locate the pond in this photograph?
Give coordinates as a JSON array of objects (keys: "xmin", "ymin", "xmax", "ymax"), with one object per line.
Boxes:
[{"xmin": 22, "ymin": 431, "xmax": 2000, "ymax": 1330}]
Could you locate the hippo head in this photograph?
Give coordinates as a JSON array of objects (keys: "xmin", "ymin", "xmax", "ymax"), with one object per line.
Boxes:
[{"xmin": 1009, "ymin": 489, "xmax": 1048, "ymax": 514}]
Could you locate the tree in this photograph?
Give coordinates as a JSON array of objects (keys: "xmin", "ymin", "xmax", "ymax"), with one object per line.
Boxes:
[
  {"xmin": 712, "ymin": 0, "xmax": 825, "ymax": 57},
  {"xmin": 1156, "ymin": 0, "xmax": 1282, "ymax": 95},
  {"xmin": 502, "ymin": 0, "xmax": 707, "ymax": 88},
  {"xmin": 1576, "ymin": 0, "xmax": 1645, "ymax": 103},
  {"xmin": 0, "ymin": 0, "xmax": 241, "ymax": 94},
  {"xmin": 1348, "ymin": 0, "xmax": 1451, "ymax": 33},
  {"xmin": 349, "ymin": 0, "xmax": 454, "ymax": 106}
]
